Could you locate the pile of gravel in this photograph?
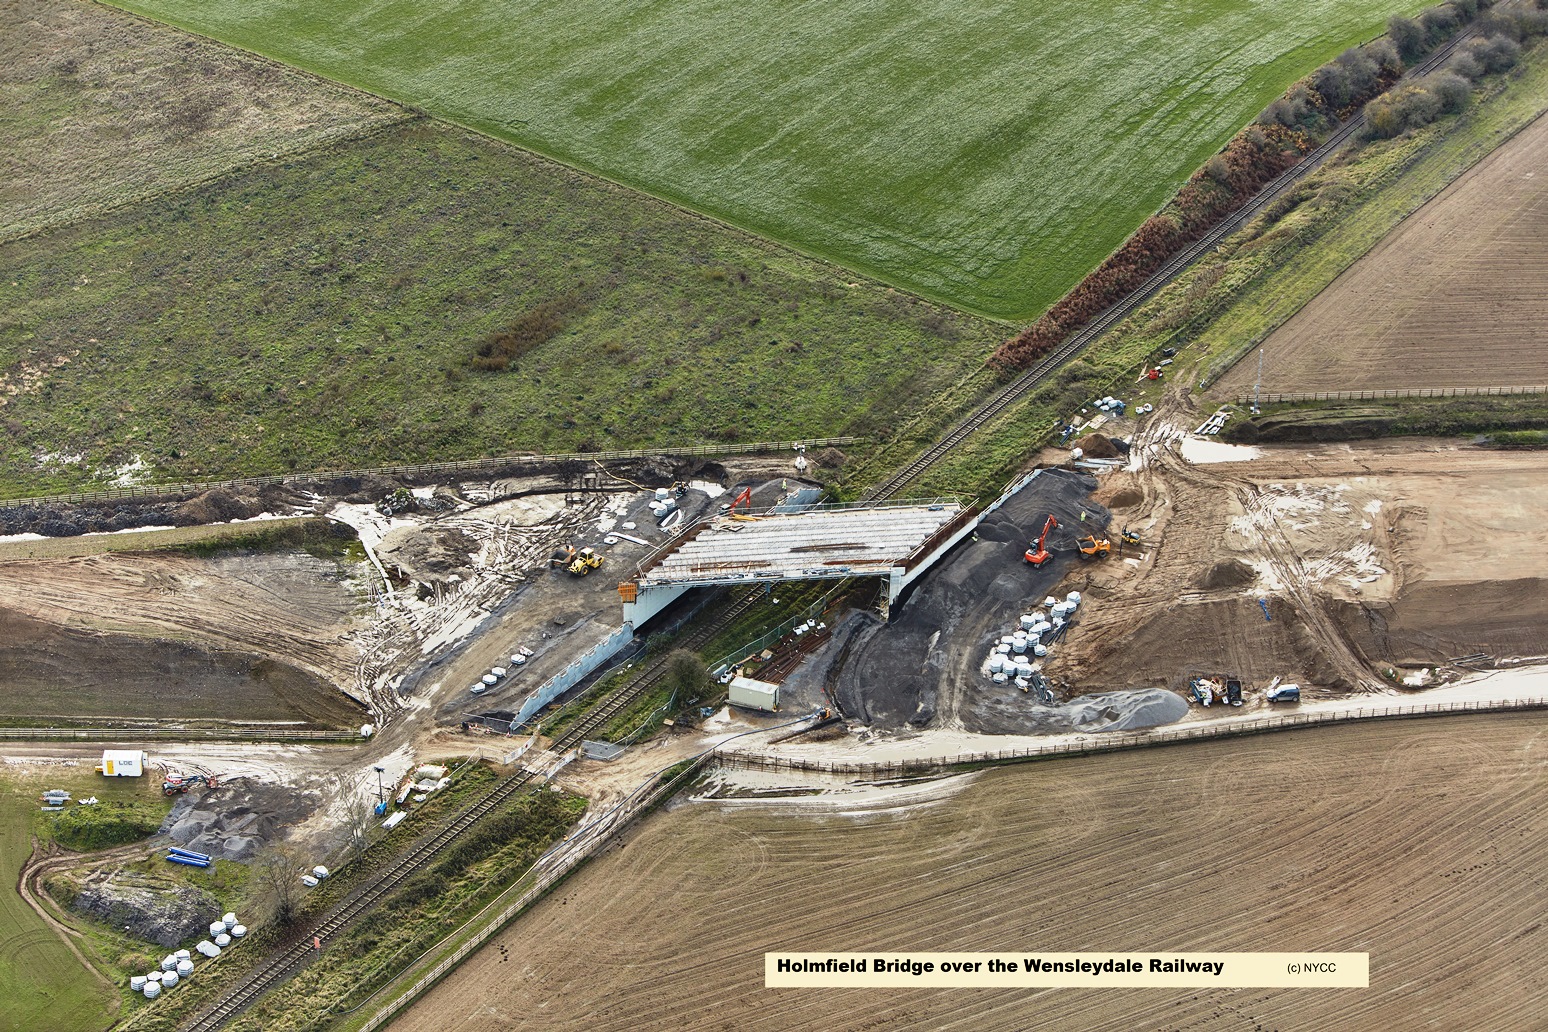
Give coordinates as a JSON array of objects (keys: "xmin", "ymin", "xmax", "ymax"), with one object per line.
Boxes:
[{"xmin": 73, "ymin": 878, "xmax": 219, "ymax": 948}]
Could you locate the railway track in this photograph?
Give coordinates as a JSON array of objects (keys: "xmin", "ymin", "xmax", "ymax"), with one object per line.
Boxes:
[
  {"xmin": 865, "ymin": 24, "xmax": 1481, "ymax": 503},
  {"xmin": 180, "ymin": 765, "xmax": 544, "ymax": 1032},
  {"xmin": 179, "ymin": 23, "xmax": 1493, "ymax": 1031},
  {"xmin": 179, "ymin": 585, "xmax": 765, "ymax": 1031},
  {"xmin": 549, "ymin": 585, "xmax": 765, "ymax": 751}
]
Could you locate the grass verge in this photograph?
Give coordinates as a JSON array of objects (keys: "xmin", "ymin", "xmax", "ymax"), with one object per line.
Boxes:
[
  {"xmin": 1223, "ymin": 395, "xmax": 1548, "ymax": 443},
  {"xmin": 221, "ymin": 790, "xmax": 585, "ymax": 1032},
  {"xmin": 0, "ymin": 119, "xmax": 993, "ymax": 496},
  {"xmin": 833, "ymin": 41, "xmax": 1548, "ymax": 500}
]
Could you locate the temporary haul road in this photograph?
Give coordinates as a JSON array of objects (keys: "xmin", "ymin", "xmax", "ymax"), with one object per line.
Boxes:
[
  {"xmin": 177, "ymin": 585, "xmax": 770, "ymax": 1032},
  {"xmin": 175, "ymin": 18, "xmax": 1505, "ymax": 1031}
]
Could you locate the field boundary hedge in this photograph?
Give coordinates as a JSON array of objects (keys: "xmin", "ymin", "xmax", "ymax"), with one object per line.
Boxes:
[
  {"xmin": 0, "ymin": 438, "xmax": 859, "ymax": 509},
  {"xmin": 990, "ymin": 1, "xmax": 1496, "ymax": 374}
]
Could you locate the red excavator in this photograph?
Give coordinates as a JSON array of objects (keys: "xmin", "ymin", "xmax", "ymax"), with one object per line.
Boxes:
[
  {"xmin": 721, "ymin": 486, "xmax": 756, "ymax": 519},
  {"xmin": 162, "ymin": 773, "xmax": 218, "ymax": 797},
  {"xmin": 1024, "ymin": 515, "xmax": 1057, "ymax": 567}
]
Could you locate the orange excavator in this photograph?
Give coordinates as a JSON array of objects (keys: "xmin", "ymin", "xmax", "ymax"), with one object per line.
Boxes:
[
  {"xmin": 162, "ymin": 773, "xmax": 219, "ymax": 797},
  {"xmin": 1024, "ymin": 515, "xmax": 1057, "ymax": 567},
  {"xmin": 722, "ymin": 486, "xmax": 760, "ymax": 520}
]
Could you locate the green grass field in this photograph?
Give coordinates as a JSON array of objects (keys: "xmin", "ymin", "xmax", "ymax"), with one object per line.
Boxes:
[
  {"xmin": 0, "ymin": 770, "xmax": 158, "ymax": 1032},
  {"xmin": 0, "ymin": 120, "xmax": 994, "ymax": 494},
  {"xmin": 107, "ymin": 0, "xmax": 1418, "ymax": 320},
  {"xmin": 846, "ymin": 46, "xmax": 1548, "ymax": 498}
]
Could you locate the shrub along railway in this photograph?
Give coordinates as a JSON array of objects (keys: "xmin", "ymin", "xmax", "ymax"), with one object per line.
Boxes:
[{"xmin": 867, "ymin": 10, "xmax": 1496, "ymax": 502}]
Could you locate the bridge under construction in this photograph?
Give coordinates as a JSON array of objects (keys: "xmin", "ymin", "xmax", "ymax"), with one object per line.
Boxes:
[{"xmin": 618, "ymin": 498, "xmax": 979, "ymax": 624}]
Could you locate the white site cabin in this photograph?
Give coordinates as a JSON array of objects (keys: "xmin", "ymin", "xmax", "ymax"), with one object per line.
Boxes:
[
  {"xmin": 100, "ymin": 750, "xmax": 149, "ymax": 777},
  {"xmin": 728, "ymin": 676, "xmax": 779, "ymax": 713}
]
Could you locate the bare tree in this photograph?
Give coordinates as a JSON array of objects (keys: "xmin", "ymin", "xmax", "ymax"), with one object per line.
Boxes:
[{"xmin": 252, "ymin": 845, "xmax": 304, "ymax": 927}]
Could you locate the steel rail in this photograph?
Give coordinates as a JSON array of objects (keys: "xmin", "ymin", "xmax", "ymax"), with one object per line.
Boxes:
[{"xmin": 178, "ymin": 24, "xmax": 1490, "ymax": 1030}]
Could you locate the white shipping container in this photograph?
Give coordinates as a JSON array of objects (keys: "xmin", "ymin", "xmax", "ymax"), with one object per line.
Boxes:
[{"xmin": 728, "ymin": 676, "xmax": 779, "ymax": 713}]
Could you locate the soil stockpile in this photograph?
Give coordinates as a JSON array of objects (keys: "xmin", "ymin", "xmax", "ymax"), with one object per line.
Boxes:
[
  {"xmin": 1071, "ymin": 433, "xmax": 1120, "ymax": 459},
  {"xmin": 161, "ymin": 783, "xmax": 315, "ymax": 861},
  {"xmin": 835, "ymin": 469, "xmax": 1112, "ymax": 730},
  {"xmin": 0, "ymin": 608, "xmax": 359, "ymax": 725},
  {"xmin": 1334, "ymin": 577, "xmax": 1548, "ymax": 667},
  {"xmin": 969, "ymin": 687, "xmax": 1189, "ymax": 736},
  {"xmin": 1196, "ymin": 558, "xmax": 1255, "ymax": 590}
]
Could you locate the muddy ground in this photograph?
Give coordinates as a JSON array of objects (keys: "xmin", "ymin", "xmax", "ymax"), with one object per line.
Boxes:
[
  {"xmin": 0, "ymin": 550, "xmax": 364, "ymax": 725},
  {"xmin": 1041, "ymin": 412, "xmax": 1548, "ymax": 708},
  {"xmin": 395, "ymin": 712, "xmax": 1548, "ymax": 1032},
  {"xmin": 834, "ymin": 469, "xmax": 1109, "ymax": 730},
  {"xmin": 1217, "ymin": 108, "xmax": 1548, "ymax": 394},
  {"xmin": 407, "ymin": 484, "xmax": 730, "ymax": 725}
]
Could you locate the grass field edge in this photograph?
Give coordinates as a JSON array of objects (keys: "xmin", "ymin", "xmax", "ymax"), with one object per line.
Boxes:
[{"xmin": 94, "ymin": 0, "xmax": 1021, "ymax": 327}]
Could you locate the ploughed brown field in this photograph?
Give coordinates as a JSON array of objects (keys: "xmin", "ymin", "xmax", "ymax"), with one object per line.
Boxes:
[
  {"xmin": 1220, "ymin": 111, "xmax": 1548, "ymax": 394},
  {"xmin": 392, "ymin": 712, "xmax": 1547, "ymax": 1031}
]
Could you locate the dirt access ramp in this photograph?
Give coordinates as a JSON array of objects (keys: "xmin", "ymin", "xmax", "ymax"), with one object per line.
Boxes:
[
  {"xmin": 0, "ymin": 550, "xmax": 364, "ymax": 725},
  {"xmin": 390, "ymin": 712, "xmax": 1548, "ymax": 1031},
  {"xmin": 1216, "ymin": 109, "xmax": 1548, "ymax": 395},
  {"xmin": 1051, "ymin": 427, "xmax": 1548, "ymax": 701},
  {"xmin": 833, "ymin": 468, "xmax": 1109, "ymax": 731}
]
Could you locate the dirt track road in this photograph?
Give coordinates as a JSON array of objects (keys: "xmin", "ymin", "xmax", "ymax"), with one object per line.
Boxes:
[{"xmin": 391, "ymin": 712, "xmax": 1548, "ymax": 1031}]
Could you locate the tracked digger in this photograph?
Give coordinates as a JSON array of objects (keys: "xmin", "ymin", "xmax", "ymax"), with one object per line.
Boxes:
[{"xmin": 1024, "ymin": 515, "xmax": 1057, "ymax": 567}]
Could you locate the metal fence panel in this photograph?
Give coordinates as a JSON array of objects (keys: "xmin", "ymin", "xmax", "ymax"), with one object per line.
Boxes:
[{"xmin": 1239, "ymin": 385, "xmax": 1547, "ymax": 405}]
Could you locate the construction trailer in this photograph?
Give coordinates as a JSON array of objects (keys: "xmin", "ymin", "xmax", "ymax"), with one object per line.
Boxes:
[
  {"xmin": 728, "ymin": 676, "xmax": 779, "ymax": 713},
  {"xmin": 100, "ymin": 750, "xmax": 149, "ymax": 777}
]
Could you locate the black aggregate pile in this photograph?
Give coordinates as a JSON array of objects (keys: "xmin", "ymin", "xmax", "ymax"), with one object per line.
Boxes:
[{"xmin": 836, "ymin": 469, "xmax": 1108, "ymax": 729}]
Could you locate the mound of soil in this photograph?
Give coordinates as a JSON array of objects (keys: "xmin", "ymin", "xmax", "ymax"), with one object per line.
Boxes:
[
  {"xmin": 161, "ymin": 783, "xmax": 315, "ymax": 861},
  {"xmin": 1196, "ymin": 559, "xmax": 1256, "ymax": 590},
  {"xmin": 814, "ymin": 448, "xmax": 847, "ymax": 469},
  {"xmin": 1107, "ymin": 487, "xmax": 1143, "ymax": 510},
  {"xmin": 965, "ymin": 686, "xmax": 1190, "ymax": 736},
  {"xmin": 1333, "ymin": 577, "xmax": 1548, "ymax": 666},
  {"xmin": 1072, "ymin": 433, "xmax": 1120, "ymax": 459},
  {"xmin": 73, "ymin": 878, "xmax": 219, "ymax": 948},
  {"xmin": 176, "ymin": 487, "xmax": 266, "ymax": 524}
]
